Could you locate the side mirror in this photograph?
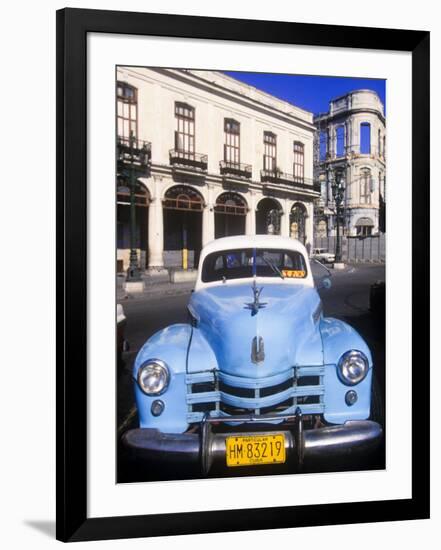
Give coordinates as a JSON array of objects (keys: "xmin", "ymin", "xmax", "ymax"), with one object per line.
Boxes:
[{"xmin": 319, "ymin": 277, "xmax": 332, "ymax": 290}]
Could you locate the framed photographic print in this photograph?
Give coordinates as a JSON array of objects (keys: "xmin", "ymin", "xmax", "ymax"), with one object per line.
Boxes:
[{"xmin": 56, "ymin": 7, "xmax": 430, "ymax": 542}]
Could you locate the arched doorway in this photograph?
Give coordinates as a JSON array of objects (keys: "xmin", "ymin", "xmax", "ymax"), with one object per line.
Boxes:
[
  {"xmin": 290, "ymin": 203, "xmax": 307, "ymax": 243},
  {"xmin": 163, "ymin": 185, "xmax": 204, "ymax": 269},
  {"xmin": 116, "ymin": 180, "xmax": 150, "ymax": 273},
  {"xmin": 256, "ymin": 198, "xmax": 282, "ymax": 235},
  {"xmin": 214, "ymin": 192, "xmax": 247, "ymax": 238}
]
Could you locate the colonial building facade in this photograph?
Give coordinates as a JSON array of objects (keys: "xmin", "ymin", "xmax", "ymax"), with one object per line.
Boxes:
[
  {"xmin": 116, "ymin": 67, "xmax": 320, "ymax": 273},
  {"xmin": 313, "ymin": 90, "xmax": 386, "ymax": 238}
]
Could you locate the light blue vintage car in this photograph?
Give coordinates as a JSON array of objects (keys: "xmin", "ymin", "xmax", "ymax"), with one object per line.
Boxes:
[{"xmin": 123, "ymin": 235, "xmax": 382, "ymax": 473}]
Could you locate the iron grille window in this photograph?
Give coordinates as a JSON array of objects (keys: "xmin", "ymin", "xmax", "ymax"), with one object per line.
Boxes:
[
  {"xmin": 224, "ymin": 119, "xmax": 240, "ymax": 164},
  {"xmin": 163, "ymin": 185, "xmax": 204, "ymax": 211},
  {"xmin": 175, "ymin": 102, "xmax": 195, "ymax": 156},
  {"xmin": 360, "ymin": 168, "xmax": 372, "ymax": 204},
  {"xmin": 214, "ymin": 192, "xmax": 247, "ymax": 216},
  {"xmin": 263, "ymin": 132, "xmax": 277, "ymax": 171},
  {"xmin": 117, "ymin": 81, "xmax": 137, "ymax": 143},
  {"xmin": 293, "ymin": 141, "xmax": 305, "ymax": 182}
]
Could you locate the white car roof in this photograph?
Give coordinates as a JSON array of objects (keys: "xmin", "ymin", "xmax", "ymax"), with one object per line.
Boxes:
[{"xmin": 200, "ymin": 235, "xmax": 309, "ymax": 257}]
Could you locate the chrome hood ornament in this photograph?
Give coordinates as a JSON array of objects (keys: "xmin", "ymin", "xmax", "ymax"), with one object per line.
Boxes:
[
  {"xmin": 251, "ymin": 335, "xmax": 265, "ymax": 364},
  {"xmin": 244, "ymin": 279, "xmax": 267, "ymax": 316}
]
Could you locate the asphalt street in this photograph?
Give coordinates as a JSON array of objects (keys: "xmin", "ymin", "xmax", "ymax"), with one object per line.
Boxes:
[{"xmin": 117, "ymin": 263, "xmax": 385, "ymax": 482}]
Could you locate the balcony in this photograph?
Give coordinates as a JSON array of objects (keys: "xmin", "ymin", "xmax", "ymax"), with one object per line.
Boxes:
[
  {"xmin": 261, "ymin": 169, "xmax": 296, "ymax": 185},
  {"xmin": 117, "ymin": 136, "xmax": 151, "ymax": 172},
  {"xmin": 219, "ymin": 160, "xmax": 252, "ymax": 179},
  {"xmin": 260, "ymin": 170, "xmax": 321, "ymax": 194},
  {"xmin": 169, "ymin": 149, "xmax": 208, "ymax": 173}
]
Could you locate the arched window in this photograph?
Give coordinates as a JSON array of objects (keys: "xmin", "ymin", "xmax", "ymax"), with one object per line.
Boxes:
[
  {"xmin": 214, "ymin": 192, "xmax": 247, "ymax": 216},
  {"xmin": 256, "ymin": 197, "xmax": 282, "ymax": 235},
  {"xmin": 355, "ymin": 217, "xmax": 374, "ymax": 237},
  {"xmin": 336, "ymin": 126, "xmax": 345, "ymax": 157},
  {"xmin": 293, "ymin": 141, "xmax": 304, "ymax": 183},
  {"xmin": 117, "ymin": 180, "xmax": 150, "ymax": 207},
  {"xmin": 117, "ymin": 81, "xmax": 137, "ymax": 143},
  {"xmin": 360, "ymin": 122, "xmax": 371, "ymax": 154},
  {"xmin": 214, "ymin": 192, "xmax": 247, "ymax": 238},
  {"xmin": 163, "ymin": 185, "xmax": 204, "ymax": 211},
  {"xmin": 360, "ymin": 168, "xmax": 372, "ymax": 204},
  {"xmin": 116, "ymin": 181, "xmax": 149, "ymax": 263}
]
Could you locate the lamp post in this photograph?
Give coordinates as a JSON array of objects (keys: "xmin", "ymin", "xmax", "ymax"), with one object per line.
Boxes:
[
  {"xmin": 126, "ymin": 132, "xmax": 142, "ymax": 282},
  {"xmin": 117, "ymin": 131, "xmax": 150, "ymax": 290},
  {"xmin": 330, "ymin": 169, "xmax": 346, "ymax": 264}
]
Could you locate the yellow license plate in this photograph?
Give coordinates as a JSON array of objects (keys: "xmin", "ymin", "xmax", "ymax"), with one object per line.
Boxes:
[{"xmin": 225, "ymin": 434, "xmax": 286, "ymax": 467}]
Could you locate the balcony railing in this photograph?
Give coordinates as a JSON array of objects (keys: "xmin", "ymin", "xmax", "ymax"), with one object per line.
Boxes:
[
  {"xmin": 117, "ymin": 136, "xmax": 151, "ymax": 170},
  {"xmin": 169, "ymin": 149, "xmax": 208, "ymax": 172},
  {"xmin": 219, "ymin": 160, "xmax": 252, "ymax": 179},
  {"xmin": 261, "ymin": 170, "xmax": 321, "ymax": 193}
]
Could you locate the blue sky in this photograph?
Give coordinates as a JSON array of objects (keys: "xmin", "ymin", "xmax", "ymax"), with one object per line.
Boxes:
[{"xmin": 223, "ymin": 71, "xmax": 386, "ymax": 116}]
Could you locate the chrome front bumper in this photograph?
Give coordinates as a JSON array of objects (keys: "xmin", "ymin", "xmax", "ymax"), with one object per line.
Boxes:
[{"xmin": 122, "ymin": 411, "xmax": 383, "ymax": 474}]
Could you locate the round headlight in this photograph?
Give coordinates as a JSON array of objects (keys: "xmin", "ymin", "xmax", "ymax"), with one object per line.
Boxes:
[
  {"xmin": 337, "ymin": 350, "xmax": 369, "ymax": 386},
  {"xmin": 137, "ymin": 360, "xmax": 170, "ymax": 395}
]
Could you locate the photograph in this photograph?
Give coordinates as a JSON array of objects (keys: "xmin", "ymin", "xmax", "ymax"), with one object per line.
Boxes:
[
  {"xmin": 115, "ymin": 66, "xmax": 386, "ymax": 483},
  {"xmin": 0, "ymin": 0, "xmax": 433, "ymax": 545}
]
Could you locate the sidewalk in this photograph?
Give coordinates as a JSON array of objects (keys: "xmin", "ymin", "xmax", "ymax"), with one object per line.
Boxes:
[{"xmin": 116, "ymin": 274, "xmax": 195, "ymax": 301}]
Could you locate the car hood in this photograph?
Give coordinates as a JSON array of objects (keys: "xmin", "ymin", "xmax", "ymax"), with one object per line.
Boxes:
[{"xmin": 189, "ymin": 282, "xmax": 323, "ymax": 378}]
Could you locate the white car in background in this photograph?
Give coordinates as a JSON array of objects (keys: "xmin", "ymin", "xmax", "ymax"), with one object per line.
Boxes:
[{"xmin": 311, "ymin": 248, "xmax": 335, "ymax": 264}]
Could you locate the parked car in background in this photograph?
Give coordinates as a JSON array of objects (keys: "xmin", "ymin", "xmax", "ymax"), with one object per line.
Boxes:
[
  {"xmin": 123, "ymin": 235, "xmax": 382, "ymax": 474},
  {"xmin": 370, "ymin": 281, "xmax": 385, "ymax": 318},
  {"xmin": 117, "ymin": 303, "xmax": 127, "ymax": 368},
  {"xmin": 311, "ymin": 248, "xmax": 335, "ymax": 264}
]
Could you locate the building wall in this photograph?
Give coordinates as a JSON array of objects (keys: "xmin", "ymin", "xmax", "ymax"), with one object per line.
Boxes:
[{"xmin": 117, "ymin": 67, "xmax": 319, "ymax": 271}]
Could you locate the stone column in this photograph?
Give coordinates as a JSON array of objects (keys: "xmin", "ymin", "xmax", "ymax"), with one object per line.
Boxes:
[
  {"xmin": 148, "ymin": 177, "xmax": 164, "ymax": 269},
  {"xmin": 246, "ymin": 191, "xmax": 256, "ymax": 235},
  {"xmin": 202, "ymin": 206, "xmax": 215, "ymax": 247},
  {"xmin": 202, "ymin": 184, "xmax": 215, "ymax": 247},
  {"xmin": 281, "ymin": 199, "xmax": 291, "ymax": 238},
  {"xmin": 305, "ymin": 201, "xmax": 314, "ymax": 254}
]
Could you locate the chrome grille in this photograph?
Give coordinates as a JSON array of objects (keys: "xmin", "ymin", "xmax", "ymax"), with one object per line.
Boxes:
[{"xmin": 186, "ymin": 366, "xmax": 325, "ymax": 424}]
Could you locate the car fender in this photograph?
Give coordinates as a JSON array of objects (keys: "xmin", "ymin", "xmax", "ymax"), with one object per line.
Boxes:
[
  {"xmin": 320, "ymin": 317, "xmax": 372, "ymax": 366},
  {"xmin": 320, "ymin": 317, "xmax": 373, "ymax": 424},
  {"xmin": 133, "ymin": 324, "xmax": 192, "ymax": 433}
]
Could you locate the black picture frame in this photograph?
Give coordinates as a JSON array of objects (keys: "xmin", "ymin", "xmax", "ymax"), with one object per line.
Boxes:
[{"xmin": 56, "ymin": 7, "xmax": 430, "ymax": 542}]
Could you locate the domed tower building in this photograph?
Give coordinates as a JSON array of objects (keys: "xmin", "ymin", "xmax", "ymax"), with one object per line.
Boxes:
[{"xmin": 314, "ymin": 90, "xmax": 386, "ymax": 239}]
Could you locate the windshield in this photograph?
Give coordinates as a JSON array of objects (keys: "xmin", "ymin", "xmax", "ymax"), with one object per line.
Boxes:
[{"xmin": 201, "ymin": 248, "xmax": 308, "ymax": 283}]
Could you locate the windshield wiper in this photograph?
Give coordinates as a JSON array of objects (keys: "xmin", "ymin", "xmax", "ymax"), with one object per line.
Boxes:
[{"xmin": 261, "ymin": 256, "xmax": 285, "ymax": 279}]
